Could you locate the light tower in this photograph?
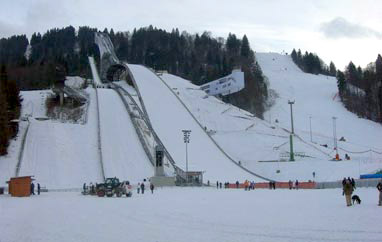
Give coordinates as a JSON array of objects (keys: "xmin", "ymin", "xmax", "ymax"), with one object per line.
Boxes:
[
  {"xmin": 182, "ymin": 130, "xmax": 191, "ymax": 182},
  {"xmin": 288, "ymin": 100, "xmax": 295, "ymax": 161}
]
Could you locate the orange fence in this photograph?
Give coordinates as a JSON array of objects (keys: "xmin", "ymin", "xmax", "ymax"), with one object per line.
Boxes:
[{"xmin": 227, "ymin": 181, "xmax": 316, "ymax": 189}]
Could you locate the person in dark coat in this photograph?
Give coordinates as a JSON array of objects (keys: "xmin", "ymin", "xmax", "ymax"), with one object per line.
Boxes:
[
  {"xmin": 351, "ymin": 178, "xmax": 356, "ymax": 189},
  {"xmin": 137, "ymin": 183, "xmax": 140, "ymax": 194},
  {"xmin": 140, "ymin": 181, "xmax": 145, "ymax": 194},
  {"xmin": 377, "ymin": 180, "xmax": 382, "ymax": 206},
  {"xmin": 295, "ymin": 180, "xmax": 299, "ymax": 190},
  {"xmin": 236, "ymin": 181, "xmax": 239, "ymax": 189},
  {"xmin": 37, "ymin": 183, "xmax": 41, "ymax": 195},
  {"xmin": 342, "ymin": 177, "xmax": 347, "ymax": 187},
  {"xmin": 150, "ymin": 182, "xmax": 154, "ymax": 194},
  {"xmin": 30, "ymin": 182, "xmax": 35, "ymax": 195},
  {"xmin": 219, "ymin": 182, "xmax": 222, "ymax": 189},
  {"xmin": 216, "ymin": 181, "xmax": 219, "ymax": 189},
  {"xmin": 289, "ymin": 180, "xmax": 293, "ymax": 190}
]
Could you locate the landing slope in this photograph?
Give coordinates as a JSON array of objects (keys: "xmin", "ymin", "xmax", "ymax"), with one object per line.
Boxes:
[
  {"xmin": 16, "ymin": 89, "xmax": 103, "ymax": 189},
  {"xmin": 97, "ymin": 88, "xmax": 153, "ymax": 183},
  {"xmin": 127, "ymin": 64, "xmax": 264, "ymax": 182}
]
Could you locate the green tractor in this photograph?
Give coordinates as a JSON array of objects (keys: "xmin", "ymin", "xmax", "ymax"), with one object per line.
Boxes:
[{"xmin": 96, "ymin": 177, "xmax": 123, "ymax": 197}]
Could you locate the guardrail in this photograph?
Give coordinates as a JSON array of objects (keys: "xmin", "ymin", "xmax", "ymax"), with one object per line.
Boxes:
[
  {"xmin": 316, "ymin": 178, "xmax": 381, "ymax": 189},
  {"xmin": 94, "ymin": 85, "xmax": 106, "ymax": 182},
  {"xmin": 15, "ymin": 120, "xmax": 31, "ymax": 177}
]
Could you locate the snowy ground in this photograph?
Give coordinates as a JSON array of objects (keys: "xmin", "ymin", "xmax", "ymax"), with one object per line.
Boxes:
[
  {"xmin": 1, "ymin": 187, "xmax": 381, "ymax": 242},
  {"xmin": 160, "ymin": 53, "xmax": 382, "ymax": 182},
  {"xmin": 127, "ymin": 64, "xmax": 265, "ymax": 182},
  {"xmin": 97, "ymin": 88, "xmax": 153, "ymax": 183}
]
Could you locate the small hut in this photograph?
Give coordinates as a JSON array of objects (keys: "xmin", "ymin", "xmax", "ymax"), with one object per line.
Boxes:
[{"xmin": 7, "ymin": 176, "xmax": 33, "ymax": 197}]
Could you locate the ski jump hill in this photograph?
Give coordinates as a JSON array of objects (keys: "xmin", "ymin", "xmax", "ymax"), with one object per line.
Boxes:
[{"xmin": 1, "ymin": 35, "xmax": 381, "ymax": 188}]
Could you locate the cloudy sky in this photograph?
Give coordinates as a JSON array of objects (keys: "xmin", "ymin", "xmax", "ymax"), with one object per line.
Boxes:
[{"xmin": 1, "ymin": 0, "xmax": 381, "ymax": 69}]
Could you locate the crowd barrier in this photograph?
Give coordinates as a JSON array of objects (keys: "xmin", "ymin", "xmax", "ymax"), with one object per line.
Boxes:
[{"xmin": 226, "ymin": 181, "xmax": 316, "ymax": 189}]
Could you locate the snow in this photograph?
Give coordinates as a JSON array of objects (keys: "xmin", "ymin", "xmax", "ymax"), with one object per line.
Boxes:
[
  {"xmin": 1, "ymin": 187, "xmax": 381, "ymax": 242},
  {"xmin": 0, "ymin": 89, "xmax": 103, "ymax": 188},
  {"xmin": 88, "ymin": 56, "xmax": 102, "ymax": 86},
  {"xmin": 127, "ymin": 64, "xmax": 264, "ymax": 182},
  {"xmin": 16, "ymin": 88, "xmax": 103, "ymax": 188},
  {"xmin": 97, "ymin": 88, "xmax": 153, "ymax": 183},
  {"xmin": 159, "ymin": 54, "xmax": 382, "ymax": 182},
  {"xmin": 65, "ymin": 76, "xmax": 85, "ymax": 89}
]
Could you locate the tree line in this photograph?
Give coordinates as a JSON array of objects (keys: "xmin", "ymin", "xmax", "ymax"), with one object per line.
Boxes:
[
  {"xmin": 0, "ymin": 25, "xmax": 269, "ymax": 154},
  {"xmin": 0, "ymin": 65, "xmax": 21, "ymax": 155},
  {"xmin": 336, "ymin": 55, "xmax": 382, "ymax": 123},
  {"xmin": 291, "ymin": 48, "xmax": 336, "ymax": 76}
]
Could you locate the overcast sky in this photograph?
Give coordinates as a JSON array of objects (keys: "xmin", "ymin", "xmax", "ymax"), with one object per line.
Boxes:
[{"xmin": 1, "ymin": 0, "xmax": 381, "ymax": 69}]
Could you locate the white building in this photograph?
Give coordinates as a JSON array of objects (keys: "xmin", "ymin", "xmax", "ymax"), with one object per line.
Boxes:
[{"xmin": 200, "ymin": 69, "xmax": 245, "ymax": 96}]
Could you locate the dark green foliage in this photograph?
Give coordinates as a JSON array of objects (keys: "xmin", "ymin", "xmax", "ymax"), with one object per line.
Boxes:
[
  {"xmin": 329, "ymin": 62, "xmax": 337, "ymax": 76},
  {"xmin": 0, "ymin": 65, "xmax": 21, "ymax": 155},
  {"xmin": 1, "ymin": 25, "xmax": 268, "ymax": 119},
  {"xmin": 336, "ymin": 70, "xmax": 345, "ymax": 98},
  {"xmin": 337, "ymin": 56, "xmax": 382, "ymax": 122},
  {"xmin": 290, "ymin": 48, "xmax": 331, "ymax": 75}
]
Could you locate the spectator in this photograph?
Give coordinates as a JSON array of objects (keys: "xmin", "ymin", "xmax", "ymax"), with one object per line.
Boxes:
[
  {"xmin": 137, "ymin": 183, "xmax": 141, "ymax": 194},
  {"xmin": 37, "ymin": 183, "xmax": 41, "ymax": 195},
  {"xmin": 288, "ymin": 180, "xmax": 293, "ymax": 190},
  {"xmin": 236, "ymin": 181, "xmax": 239, "ymax": 189},
  {"xmin": 30, "ymin": 182, "xmax": 35, "ymax": 195},
  {"xmin": 140, "ymin": 181, "xmax": 145, "ymax": 194},
  {"xmin": 295, "ymin": 180, "xmax": 299, "ymax": 190},
  {"xmin": 343, "ymin": 179, "xmax": 354, "ymax": 206},
  {"xmin": 150, "ymin": 182, "xmax": 154, "ymax": 194},
  {"xmin": 377, "ymin": 180, "xmax": 382, "ymax": 206}
]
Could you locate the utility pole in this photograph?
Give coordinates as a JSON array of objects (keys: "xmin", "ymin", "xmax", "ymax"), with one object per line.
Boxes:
[
  {"xmin": 332, "ymin": 117, "xmax": 339, "ymax": 160},
  {"xmin": 288, "ymin": 100, "xmax": 295, "ymax": 161},
  {"xmin": 182, "ymin": 130, "xmax": 191, "ymax": 182}
]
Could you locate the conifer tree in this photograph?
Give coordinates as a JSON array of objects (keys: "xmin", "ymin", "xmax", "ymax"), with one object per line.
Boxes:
[{"xmin": 329, "ymin": 61, "xmax": 336, "ymax": 76}]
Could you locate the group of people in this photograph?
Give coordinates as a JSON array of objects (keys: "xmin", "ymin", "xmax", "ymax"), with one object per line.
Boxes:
[
  {"xmin": 30, "ymin": 182, "xmax": 41, "ymax": 195},
  {"xmin": 288, "ymin": 180, "xmax": 299, "ymax": 190},
  {"xmin": 137, "ymin": 179, "xmax": 155, "ymax": 194},
  {"xmin": 83, "ymin": 182, "xmax": 96, "ymax": 194}
]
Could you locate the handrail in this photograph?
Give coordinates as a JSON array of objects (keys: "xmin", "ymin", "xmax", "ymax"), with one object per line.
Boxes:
[
  {"xmin": 15, "ymin": 120, "xmax": 31, "ymax": 177},
  {"xmin": 94, "ymin": 86, "xmax": 106, "ymax": 182}
]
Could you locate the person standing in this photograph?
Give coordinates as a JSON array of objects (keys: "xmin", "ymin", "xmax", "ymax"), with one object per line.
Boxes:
[
  {"xmin": 216, "ymin": 181, "xmax": 219, "ymax": 189},
  {"xmin": 30, "ymin": 182, "xmax": 35, "ymax": 195},
  {"xmin": 295, "ymin": 180, "xmax": 299, "ymax": 190},
  {"xmin": 377, "ymin": 180, "xmax": 382, "ymax": 206},
  {"xmin": 343, "ymin": 179, "xmax": 354, "ymax": 206},
  {"xmin": 288, "ymin": 180, "xmax": 293, "ymax": 190},
  {"xmin": 141, "ymin": 180, "xmax": 145, "ymax": 194},
  {"xmin": 150, "ymin": 182, "xmax": 154, "ymax": 194},
  {"xmin": 37, "ymin": 183, "xmax": 41, "ymax": 195},
  {"xmin": 351, "ymin": 178, "xmax": 356, "ymax": 189},
  {"xmin": 236, "ymin": 181, "xmax": 239, "ymax": 189},
  {"xmin": 137, "ymin": 183, "xmax": 141, "ymax": 194}
]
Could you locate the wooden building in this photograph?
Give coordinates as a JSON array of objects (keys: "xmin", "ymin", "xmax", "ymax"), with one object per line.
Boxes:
[{"xmin": 7, "ymin": 176, "xmax": 33, "ymax": 197}]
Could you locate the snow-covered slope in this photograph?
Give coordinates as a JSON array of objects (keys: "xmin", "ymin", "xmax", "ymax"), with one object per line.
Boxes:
[
  {"xmin": 160, "ymin": 55, "xmax": 382, "ymax": 182},
  {"xmin": 97, "ymin": 88, "xmax": 153, "ymax": 183},
  {"xmin": 127, "ymin": 64, "xmax": 265, "ymax": 182},
  {"xmin": 257, "ymin": 53, "xmax": 382, "ymax": 154},
  {"xmin": 12, "ymin": 89, "xmax": 103, "ymax": 189}
]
